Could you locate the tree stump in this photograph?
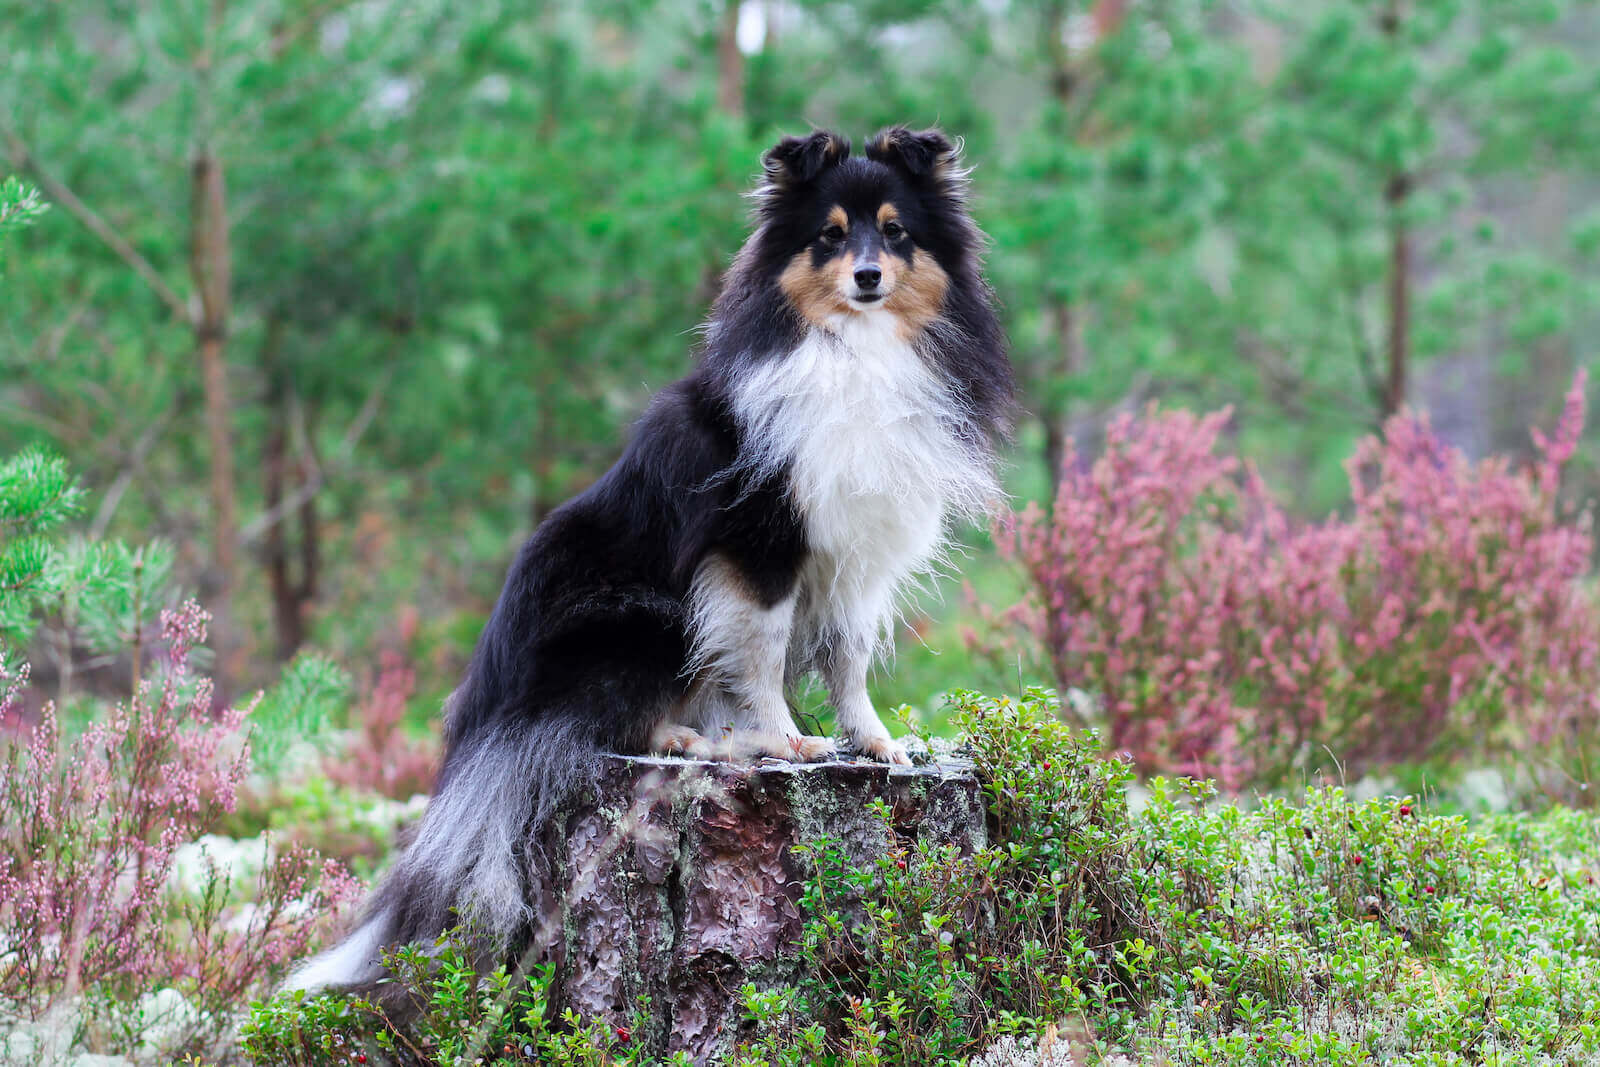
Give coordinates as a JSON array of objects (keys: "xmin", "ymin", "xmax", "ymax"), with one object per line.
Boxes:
[{"xmin": 536, "ymin": 752, "xmax": 987, "ymax": 1064}]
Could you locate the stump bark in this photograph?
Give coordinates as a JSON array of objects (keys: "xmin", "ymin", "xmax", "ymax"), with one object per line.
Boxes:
[{"xmin": 536, "ymin": 752, "xmax": 986, "ymax": 1063}]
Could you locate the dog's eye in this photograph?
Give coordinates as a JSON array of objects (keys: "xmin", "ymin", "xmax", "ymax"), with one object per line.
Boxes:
[
  {"xmin": 883, "ymin": 221, "xmax": 905, "ymax": 240},
  {"xmin": 821, "ymin": 224, "xmax": 845, "ymax": 243}
]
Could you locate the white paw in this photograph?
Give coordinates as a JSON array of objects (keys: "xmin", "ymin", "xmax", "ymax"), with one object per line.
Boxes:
[
  {"xmin": 787, "ymin": 734, "xmax": 838, "ymax": 762},
  {"xmin": 651, "ymin": 723, "xmax": 713, "ymax": 759},
  {"xmin": 857, "ymin": 734, "xmax": 912, "ymax": 766}
]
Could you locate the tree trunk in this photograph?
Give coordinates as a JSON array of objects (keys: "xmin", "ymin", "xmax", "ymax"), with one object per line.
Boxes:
[
  {"xmin": 1038, "ymin": 5, "xmax": 1116, "ymax": 490},
  {"xmin": 1042, "ymin": 298, "xmax": 1087, "ymax": 488},
  {"xmin": 261, "ymin": 319, "xmax": 304, "ymax": 662},
  {"xmin": 1043, "ymin": 414, "xmax": 1068, "ymax": 487},
  {"xmin": 297, "ymin": 434, "xmax": 319, "ymax": 620},
  {"xmin": 1383, "ymin": 172, "xmax": 1411, "ymax": 420},
  {"xmin": 716, "ymin": 0, "xmax": 745, "ymax": 117},
  {"xmin": 190, "ymin": 147, "xmax": 237, "ymax": 692},
  {"xmin": 1379, "ymin": 0, "xmax": 1409, "ymax": 422},
  {"xmin": 264, "ymin": 390, "xmax": 297, "ymax": 661},
  {"xmin": 530, "ymin": 753, "xmax": 985, "ymax": 1064},
  {"xmin": 262, "ymin": 319, "xmax": 321, "ymax": 662}
]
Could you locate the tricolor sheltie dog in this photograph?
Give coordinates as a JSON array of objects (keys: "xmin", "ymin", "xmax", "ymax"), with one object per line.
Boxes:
[{"xmin": 290, "ymin": 126, "xmax": 1013, "ymax": 994}]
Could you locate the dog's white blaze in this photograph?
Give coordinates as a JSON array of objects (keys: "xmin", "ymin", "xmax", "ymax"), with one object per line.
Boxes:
[{"xmin": 734, "ymin": 312, "xmax": 997, "ymax": 661}]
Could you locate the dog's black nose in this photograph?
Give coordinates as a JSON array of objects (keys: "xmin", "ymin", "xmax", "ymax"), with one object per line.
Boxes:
[{"xmin": 854, "ymin": 265, "xmax": 882, "ymax": 290}]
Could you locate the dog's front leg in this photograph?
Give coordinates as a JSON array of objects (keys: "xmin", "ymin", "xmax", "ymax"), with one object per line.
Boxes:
[
  {"xmin": 689, "ymin": 556, "xmax": 835, "ymax": 761},
  {"xmin": 724, "ymin": 586, "xmax": 837, "ymax": 761},
  {"xmin": 823, "ymin": 639, "xmax": 911, "ymax": 766}
]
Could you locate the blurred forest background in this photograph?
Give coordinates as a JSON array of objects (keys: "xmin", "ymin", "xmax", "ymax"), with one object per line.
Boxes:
[{"xmin": 4, "ymin": 0, "xmax": 1598, "ymax": 729}]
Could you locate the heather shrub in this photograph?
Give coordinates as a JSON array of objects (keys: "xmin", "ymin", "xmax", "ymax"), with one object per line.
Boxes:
[
  {"xmin": 323, "ymin": 650, "xmax": 438, "ymax": 800},
  {"xmin": 0, "ymin": 603, "xmax": 362, "ymax": 1057},
  {"xmin": 975, "ymin": 373, "xmax": 1599, "ymax": 788},
  {"xmin": 0, "ymin": 449, "xmax": 362, "ymax": 1061}
]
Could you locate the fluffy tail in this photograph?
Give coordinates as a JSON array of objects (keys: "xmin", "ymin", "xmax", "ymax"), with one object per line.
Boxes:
[{"xmin": 283, "ymin": 694, "xmax": 601, "ymax": 996}]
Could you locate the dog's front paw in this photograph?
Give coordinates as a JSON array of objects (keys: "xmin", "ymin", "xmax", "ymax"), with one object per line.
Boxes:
[
  {"xmin": 788, "ymin": 734, "xmax": 838, "ymax": 762},
  {"xmin": 857, "ymin": 734, "xmax": 912, "ymax": 766},
  {"xmin": 650, "ymin": 722, "xmax": 714, "ymax": 759}
]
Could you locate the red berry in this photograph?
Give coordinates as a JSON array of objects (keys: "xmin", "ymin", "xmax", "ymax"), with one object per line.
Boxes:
[
  {"xmin": 616, "ymin": 1026, "xmax": 631, "ymax": 1043},
  {"xmin": 356, "ymin": 1057, "xmax": 367, "ymax": 1065},
  {"xmin": 1351, "ymin": 853, "xmax": 1364, "ymax": 865},
  {"xmin": 1424, "ymin": 885, "xmax": 1435, "ymax": 894},
  {"xmin": 1399, "ymin": 804, "xmax": 1412, "ymax": 817}
]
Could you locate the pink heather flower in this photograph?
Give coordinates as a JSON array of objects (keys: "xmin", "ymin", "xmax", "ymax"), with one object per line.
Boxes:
[
  {"xmin": 323, "ymin": 650, "xmax": 438, "ymax": 799},
  {"xmin": 0, "ymin": 599, "xmax": 362, "ymax": 1028},
  {"xmin": 971, "ymin": 376, "xmax": 1599, "ymax": 785}
]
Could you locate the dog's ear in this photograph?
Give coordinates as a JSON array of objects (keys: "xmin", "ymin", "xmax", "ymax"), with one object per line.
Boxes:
[
  {"xmin": 761, "ymin": 130, "xmax": 850, "ymax": 191},
  {"xmin": 865, "ymin": 126, "xmax": 964, "ymax": 186}
]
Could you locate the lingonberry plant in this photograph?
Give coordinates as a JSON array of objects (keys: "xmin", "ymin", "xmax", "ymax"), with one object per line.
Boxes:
[
  {"xmin": 242, "ymin": 690, "xmax": 1600, "ymax": 1064},
  {"xmin": 975, "ymin": 373, "xmax": 1598, "ymax": 788}
]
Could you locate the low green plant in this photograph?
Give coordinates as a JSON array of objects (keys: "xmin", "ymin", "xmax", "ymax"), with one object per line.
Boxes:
[
  {"xmin": 243, "ymin": 689, "xmax": 1600, "ymax": 1065},
  {"xmin": 778, "ymin": 689, "xmax": 1148, "ymax": 1062},
  {"xmin": 765, "ymin": 690, "xmax": 1600, "ymax": 1064},
  {"xmin": 1114, "ymin": 780, "xmax": 1600, "ymax": 1064},
  {"xmin": 241, "ymin": 928, "xmax": 647, "ymax": 1067},
  {"xmin": 252, "ymin": 653, "xmax": 352, "ymax": 773}
]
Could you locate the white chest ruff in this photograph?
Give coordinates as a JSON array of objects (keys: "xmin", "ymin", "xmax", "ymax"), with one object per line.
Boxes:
[{"xmin": 732, "ymin": 316, "xmax": 996, "ymax": 647}]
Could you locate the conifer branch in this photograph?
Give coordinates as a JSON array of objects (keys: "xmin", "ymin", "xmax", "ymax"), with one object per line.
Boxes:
[{"xmin": 0, "ymin": 124, "xmax": 193, "ymax": 326}]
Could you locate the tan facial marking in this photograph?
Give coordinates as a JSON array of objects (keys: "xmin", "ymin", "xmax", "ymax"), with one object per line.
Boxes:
[
  {"xmin": 885, "ymin": 248, "xmax": 949, "ymax": 340},
  {"xmin": 780, "ymin": 248, "xmax": 856, "ymax": 326},
  {"xmin": 874, "ymin": 255, "xmax": 900, "ymax": 295},
  {"xmin": 782, "ymin": 206, "xmax": 945, "ymax": 330}
]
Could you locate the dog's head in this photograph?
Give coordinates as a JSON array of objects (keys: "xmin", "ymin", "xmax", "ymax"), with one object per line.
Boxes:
[{"xmin": 753, "ymin": 127, "xmax": 976, "ymax": 335}]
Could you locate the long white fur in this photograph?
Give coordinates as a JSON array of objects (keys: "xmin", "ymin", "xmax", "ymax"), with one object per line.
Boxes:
[
  {"xmin": 720, "ymin": 310, "xmax": 998, "ymax": 751},
  {"xmin": 282, "ymin": 915, "xmax": 387, "ymax": 993}
]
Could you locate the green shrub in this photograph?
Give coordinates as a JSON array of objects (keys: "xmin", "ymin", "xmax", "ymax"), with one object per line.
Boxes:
[
  {"xmin": 782, "ymin": 688, "xmax": 1148, "ymax": 1062},
  {"xmin": 242, "ymin": 689, "xmax": 1600, "ymax": 1065},
  {"xmin": 241, "ymin": 929, "xmax": 649, "ymax": 1067}
]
